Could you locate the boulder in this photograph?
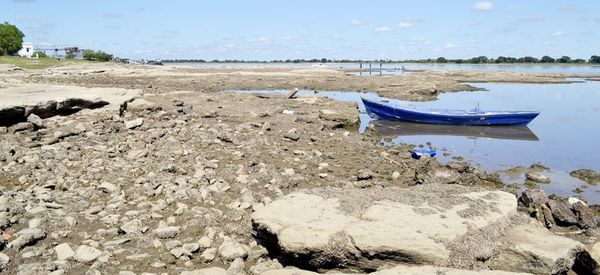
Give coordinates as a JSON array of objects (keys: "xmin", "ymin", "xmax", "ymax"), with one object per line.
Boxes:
[
  {"xmin": 570, "ymin": 169, "xmax": 600, "ymax": 185},
  {"xmin": 55, "ymin": 243, "xmax": 75, "ymax": 260},
  {"xmin": 548, "ymin": 199, "xmax": 578, "ymax": 226},
  {"xmin": 525, "ymin": 172, "xmax": 551, "ymax": 183},
  {"xmin": 218, "ymin": 238, "xmax": 248, "ymax": 261},
  {"xmin": 572, "ymin": 202, "xmax": 597, "ymax": 229},
  {"xmin": 26, "ymin": 114, "xmax": 43, "ymax": 129},
  {"xmin": 488, "ymin": 223, "xmax": 585, "ymax": 274},
  {"xmin": 252, "ymin": 185, "xmax": 517, "ymax": 271}
]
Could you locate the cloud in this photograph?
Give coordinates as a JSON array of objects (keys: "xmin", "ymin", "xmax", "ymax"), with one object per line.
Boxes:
[
  {"xmin": 102, "ymin": 12, "xmax": 123, "ymax": 19},
  {"xmin": 445, "ymin": 43, "xmax": 457, "ymax": 49},
  {"xmin": 398, "ymin": 17, "xmax": 420, "ymax": 29},
  {"xmin": 351, "ymin": 19, "xmax": 366, "ymax": 26},
  {"xmin": 473, "ymin": 1, "xmax": 494, "ymax": 11},
  {"xmin": 550, "ymin": 31, "xmax": 564, "ymax": 37},
  {"xmin": 375, "ymin": 26, "xmax": 392, "ymax": 33},
  {"xmin": 155, "ymin": 30, "xmax": 178, "ymax": 39},
  {"xmin": 12, "ymin": 0, "xmax": 36, "ymax": 2}
]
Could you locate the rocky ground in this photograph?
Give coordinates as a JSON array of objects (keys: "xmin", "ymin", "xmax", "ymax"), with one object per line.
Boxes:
[{"xmin": 1, "ymin": 63, "xmax": 600, "ymax": 274}]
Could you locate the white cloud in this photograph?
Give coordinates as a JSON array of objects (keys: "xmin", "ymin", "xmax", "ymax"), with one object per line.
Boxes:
[
  {"xmin": 445, "ymin": 43, "xmax": 457, "ymax": 48},
  {"xmin": 473, "ymin": 1, "xmax": 494, "ymax": 11},
  {"xmin": 398, "ymin": 17, "xmax": 420, "ymax": 29},
  {"xmin": 351, "ymin": 19, "xmax": 366, "ymax": 26},
  {"xmin": 550, "ymin": 31, "xmax": 564, "ymax": 37},
  {"xmin": 375, "ymin": 26, "xmax": 392, "ymax": 33}
]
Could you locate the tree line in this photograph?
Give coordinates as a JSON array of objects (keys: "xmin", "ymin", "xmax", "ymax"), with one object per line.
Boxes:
[{"xmin": 164, "ymin": 56, "xmax": 600, "ymax": 64}]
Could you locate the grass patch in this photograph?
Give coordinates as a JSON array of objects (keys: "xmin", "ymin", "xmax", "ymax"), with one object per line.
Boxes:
[{"xmin": 0, "ymin": 56, "xmax": 75, "ymax": 69}]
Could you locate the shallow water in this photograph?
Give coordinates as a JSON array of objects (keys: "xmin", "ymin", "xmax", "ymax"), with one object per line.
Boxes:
[
  {"xmin": 174, "ymin": 62, "xmax": 600, "ymax": 74},
  {"xmin": 228, "ymin": 81, "xmax": 600, "ymax": 202}
]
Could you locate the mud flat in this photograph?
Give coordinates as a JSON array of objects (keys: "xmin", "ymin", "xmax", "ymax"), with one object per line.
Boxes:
[{"xmin": 0, "ymin": 63, "xmax": 599, "ymax": 274}]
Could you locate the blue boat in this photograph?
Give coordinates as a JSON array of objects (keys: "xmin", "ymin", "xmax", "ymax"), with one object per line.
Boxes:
[{"xmin": 361, "ymin": 97, "xmax": 539, "ymax": 126}]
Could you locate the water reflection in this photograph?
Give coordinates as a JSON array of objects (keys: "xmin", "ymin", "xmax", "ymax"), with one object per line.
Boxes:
[{"xmin": 370, "ymin": 120, "xmax": 539, "ymax": 141}]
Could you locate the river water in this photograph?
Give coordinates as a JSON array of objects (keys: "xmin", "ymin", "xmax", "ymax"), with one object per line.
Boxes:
[
  {"xmin": 229, "ymin": 79, "xmax": 600, "ymax": 202},
  {"xmin": 172, "ymin": 62, "xmax": 600, "ymax": 75}
]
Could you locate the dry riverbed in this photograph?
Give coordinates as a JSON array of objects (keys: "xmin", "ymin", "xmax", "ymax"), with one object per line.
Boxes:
[{"xmin": 1, "ymin": 63, "xmax": 600, "ymax": 274}]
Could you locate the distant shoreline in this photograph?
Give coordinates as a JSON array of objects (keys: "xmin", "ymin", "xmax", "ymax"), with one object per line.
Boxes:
[{"xmin": 163, "ymin": 60, "xmax": 600, "ymax": 67}]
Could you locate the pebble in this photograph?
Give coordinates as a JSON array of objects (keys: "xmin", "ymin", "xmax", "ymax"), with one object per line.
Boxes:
[{"xmin": 526, "ymin": 172, "xmax": 551, "ymax": 183}]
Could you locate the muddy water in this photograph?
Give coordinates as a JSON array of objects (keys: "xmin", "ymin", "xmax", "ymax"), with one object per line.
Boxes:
[{"xmin": 229, "ymin": 80, "xmax": 600, "ymax": 202}]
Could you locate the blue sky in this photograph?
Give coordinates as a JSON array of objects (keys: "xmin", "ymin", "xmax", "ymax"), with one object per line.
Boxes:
[{"xmin": 3, "ymin": 0, "xmax": 600, "ymax": 60}]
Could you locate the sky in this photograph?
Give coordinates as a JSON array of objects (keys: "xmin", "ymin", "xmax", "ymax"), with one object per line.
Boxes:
[{"xmin": 2, "ymin": 0, "xmax": 600, "ymax": 60}]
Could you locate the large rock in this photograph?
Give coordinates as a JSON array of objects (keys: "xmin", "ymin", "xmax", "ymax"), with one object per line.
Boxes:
[
  {"xmin": 488, "ymin": 223, "xmax": 585, "ymax": 274},
  {"xmin": 181, "ymin": 267, "xmax": 227, "ymax": 275},
  {"xmin": 252, "ymin": 185, "xmax": 517, "ymax": 271},
  {"xmin": 73, "ymin": 245, "xmax": 103, "ymax": 263},
  {"xmin": 0, "ymin": 84, "xmax": 140, "ymax": 126},
  {"xmin": 570, "ymin": 169, "xmax": 600, "ymax": 184}
]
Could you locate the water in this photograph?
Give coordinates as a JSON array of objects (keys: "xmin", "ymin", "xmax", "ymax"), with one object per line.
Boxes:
[
  {"xmin": 172, "ymin": 62, "xmax": 600, "ymax": 75},
  {"xmin": 228, "ymin": 80, "xmax": 600, "ymax": 202}
]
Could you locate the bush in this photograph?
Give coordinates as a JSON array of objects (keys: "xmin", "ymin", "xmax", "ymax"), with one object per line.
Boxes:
[
  {"xmin": 0, "ymin": 22, "xmax": 24, "ymax": 56},
  {"xmin": 33, "ymin": 51, "xmax": 47, "ymax": 58},
  {"xmin": 83, "ymin": 49, "xmax": 113, "ymax": 61},
  {"xmin": 590, "ymin": 56, "xmax": 600, "ymax": 64},
  {"xmin": 540, "ymin": 56, "xmax": 555, "ymax": 63}
]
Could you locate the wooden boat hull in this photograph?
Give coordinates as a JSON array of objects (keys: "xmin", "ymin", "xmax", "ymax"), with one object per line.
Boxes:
[{"xmin": 362, "ymin": 98, "xmax": 539, "ymax": 126}]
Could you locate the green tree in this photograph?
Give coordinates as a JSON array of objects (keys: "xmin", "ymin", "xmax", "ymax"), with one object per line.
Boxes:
[
  {"xmin": 436, "ymin": 57, "xmax": 448, "ymax": 63},
  {"xmin": 540, "ymin": 56, "xmax": 555, "ymax": 63},
  {"xmin": 83, "ymin": 49, "xmax": 113, "ymax": 62},
  {"xmin": 590, "ymin": 56, "xmax": 600, "ymax": 64},
  {"xmin": 519, "ymin": 56, "xmax": 538, "ymax": 63},
  {"xmin": 0, "ymin": 22, "xmax": 25, "ymax": 56},
  {"xmin": 557, "ymin": 56, "xmax": 571, "ymax": 63}
]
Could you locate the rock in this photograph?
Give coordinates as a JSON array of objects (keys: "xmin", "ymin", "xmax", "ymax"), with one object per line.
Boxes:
[
  {"xmin": 318, "ymin": 109, "xmax": 359, "ymax": 129},
  {"xmin": 227, "ymin": 258, "xmax": 245, "ymax": 274},
  {"xmin": 251, "ymin": 185, "xmax": 517, "ymax": 271},
  {"xmin": 249, "ymin": 259, "xmax": 284, "ymax": 275},
  {"xmin": 13, "ymin": 122, "xmax": 33, "ymax": 132},
  {"xmin": 198, "ymin": 236, "xmax": 212, "ymax": 249},
  {"xmin": 218, "ymin": 238, "xmax": 248, "ymax": 261},
  {"xmin": 570, "ymin": 169, "xmax": 600, "ymax": 185},
  {"xmin": 447, "ymin": 161, "xmax": 469, "ymax": 173},
  {"xmin": 7, "ymin": 228, "xmax": 46, "ymax": 250},
  {"xmin": 356, "ymin": 169, "xmax": 373, "ymax": 181},
  {"xmin": 119, "ymin": 219, "xmax": 143, "ymax": 235},
  {"xmin": 180, "ymin": 267, "xmax": 227, "ymax": 275},
  {"xmin": 519, "ymin": 189, "xmax": 548, "ymax": 208},
  {"xmin": 525, "ymin": 172, "xmax": 551, "ymax": 183},
  {"xmin": 263, "ymin": 265, "xmax": 531, "ymax": 275},
  {"xmin": 55, "ymin": 243, "xmax": 75, "ymax": 260},
  {"xmin": 283, "ymin": 128, "xmax": 300, "ymax": 141},
  {"xmin": 572, "ymin": 202, "xmax": 597, "ymax": 229},
  {"xmin": 170, "ymin": 247, "xmax": 192, "ymax": 259},
  {"xmin": 73, "ymin": 245, "xmax": 102, "ymax": 263},
  {"xmin": 0, "ymin": 253, "xmax": 8, "ymax": 271},
  {"xmin": 488, "ymin": 223, "xmax": 585, "ymax": 274},
  {"xmin": 125, "ymin": 118, "xmax": 144, "ymax": 129},
  {"xmin": 183, "ymin": 243, "xmax": 201, "ymax": 253},
  {"xmin": 417, "ymin": 167, "xmax": 461, "ymax": 185},
  {"xmin": 98, "ymin": 182, "xmax": 120, "ymax": 193},
  {"xmin": 26, "ymin": 114, "xmax": 43, "ymax": 129},
  {"xmin": 153, "ymin": 226, "xmax": 180, "ymax": 239},
  {"xmin": 548, "ymin": 199, "xmax": 578, "ymax": 226},
  {"xmin": 0, "ymin": 127, "xmax": 6, "ymax": 133},
  {"xmin": 200, "ymin": 248, "xmax": 217, "ymax": 262}
]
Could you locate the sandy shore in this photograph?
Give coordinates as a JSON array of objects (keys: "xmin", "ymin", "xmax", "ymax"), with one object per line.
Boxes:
[{"xmin": 0, "ymin": 63, "xmax": 599, "ymax": 274}]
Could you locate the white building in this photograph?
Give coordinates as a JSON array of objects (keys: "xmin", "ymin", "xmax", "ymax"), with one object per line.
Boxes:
[{"xmin": 18, "ymin": 43, "xmax": 34, "ymax": 58}]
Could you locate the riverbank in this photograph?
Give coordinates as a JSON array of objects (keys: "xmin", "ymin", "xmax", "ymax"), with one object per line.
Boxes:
[{"xmin": 1, "ymin": 63, "xmax": 599, "ymax": 274}]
